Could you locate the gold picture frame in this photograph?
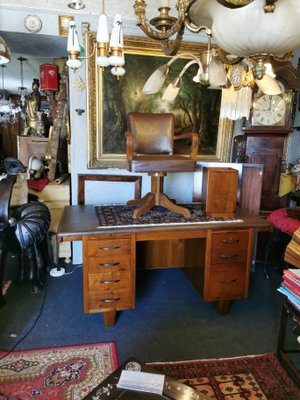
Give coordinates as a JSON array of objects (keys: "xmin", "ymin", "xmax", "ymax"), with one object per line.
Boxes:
[
  {"xmin": 86, "ymin": 34, "xmax": 233, "ymax": 169},
  {"xmin": 58, "ymin": 15, "xmax": 74, "ymax": 37}
]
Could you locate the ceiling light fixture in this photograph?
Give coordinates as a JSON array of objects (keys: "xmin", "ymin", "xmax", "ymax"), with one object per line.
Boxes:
[
  {"xmin": 134, "ymin": 0, "xmax": 300, "ymax": 120},
  {"xmin": 0, "ymin": 66, "xmax": 21, "ymax": 124},
  {"xmin": 17, "ymin": 56, "xmax": 27, "ymax": 108},
  {"xmin": 67, "ymin": 0, "xmax": 125, "ymax": 78},
  {"xmin": 67, "ymin": 0, "xmax": 85, "ymax": 10},
  {"xmin": 0, "ymin": 36, "xmax": 11, "ymax": 65}
]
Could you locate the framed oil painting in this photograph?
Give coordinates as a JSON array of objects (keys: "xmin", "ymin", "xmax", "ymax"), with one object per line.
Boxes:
[{"xmin": 86, "ymin": 34, "xmax": 233, "ymax": 169}]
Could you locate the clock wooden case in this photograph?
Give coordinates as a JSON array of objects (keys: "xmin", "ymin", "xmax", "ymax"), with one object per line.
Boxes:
[{"xmin": 243, "ymin": 61, "xmax": 299, "ymax": 211}]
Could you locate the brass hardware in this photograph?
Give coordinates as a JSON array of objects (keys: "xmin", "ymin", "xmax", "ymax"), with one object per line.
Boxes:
[
  {"xmin": 221, "ymin": 238, "xmax": 240, "ymax": 243},
  {"xmin": 219, "ymin": 279, "xmax": 238, "ymax": 284},
  {"xmin": 100, "ymin": 280, "xmax": 121, "ymax": 284},
  {"xmin": 98, "ymin": 262, "xmax": 120, "ymax": 267},
  {"xmin": 100, "ymin": 298, "xmax": 120, "ymax": 303},
  {"xmin": 220, "ymin": 254, "xmax": 239, "ymax": 259},
  {"xmin": 99, "ymin": 246, "xmax": 120, "ymax": 250}
]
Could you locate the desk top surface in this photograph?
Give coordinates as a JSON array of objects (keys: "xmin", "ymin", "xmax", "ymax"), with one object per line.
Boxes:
[{"xmin": 57, "ymin": 205, "xmax": 271, "ymax": 241}]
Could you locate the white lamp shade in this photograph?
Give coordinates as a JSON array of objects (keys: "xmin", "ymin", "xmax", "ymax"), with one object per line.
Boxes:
[
  {"xmin": 109, "ymin": 14, "xmax": 124, "ymax": 48},
  {"xmin": 220, "ymin": 86, "xmax": 252, "ymax": 120},
  {"xmin": 255, "ymin": 74, "xmax": 282, "ymax": 95},
  {"xmin": 190, "ymin": 0, "xmax": 300, "ymax": 58},
  {"xmin": 142, "ymin": 64, "xmax": 169, "ymax": 94},
  {"xmin": 97, "ymin": 56, "xmax": 110, "ymax": 67},
  {"xmin": 109, "ymin": 54, "xmax": 125, "ymax": 67},
  {"xmin": 111, "ymin": 67, "xmax": 126, "ymax": 76},
  {"xmin": 0, "ymin": 36, "xmax": 11, "ymax": 65},
  {"xmin": 67, "ymin": 23, "xmax": 81, "ymax": 52},
  {"xmin": 66, "ymin": 58, "xmax": 82, "ymax": 69},
  {"xmin": 208, "ymin": 57, "xmax": 227, "ymax": 86},
  {"xmin": 97, "ymin": 14, "xmax": 109, "ymax": 43},
  {"xmin": 162, "ymin": 82, "xmax": 181, "ymax": 101}
]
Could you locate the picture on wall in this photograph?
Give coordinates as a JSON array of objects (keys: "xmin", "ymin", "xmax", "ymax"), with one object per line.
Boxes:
[{"xmin": 86, "ymin": 35, "xmax": 233, "ymax": 169}]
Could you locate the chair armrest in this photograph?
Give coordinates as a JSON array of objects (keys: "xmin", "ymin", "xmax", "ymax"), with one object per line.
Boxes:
[
  {"xmin": 126, "ymin": 131, "xmax": 133, "ymax": 162},
  {"xmin": 173, "ymin": 132, "xmax": 199, "ymax": 160}
]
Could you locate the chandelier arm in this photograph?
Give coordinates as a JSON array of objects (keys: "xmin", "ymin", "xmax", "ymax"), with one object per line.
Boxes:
[
  {"xmin": 270, "ymin": 51, "xmax": 294, "ymax": 63},
  {"xmin": 217, "ymin": 48, "xmax": 243, "ymax": 65},
  {"xmin": 160, "ymin": 25, "xmax": 185, "ymax": 56},
  {"xmin": 134, "ymin": 0, "xmax": 189, "ymax": 41}
]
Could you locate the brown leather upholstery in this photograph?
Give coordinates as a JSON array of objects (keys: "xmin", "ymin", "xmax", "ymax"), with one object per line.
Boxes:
[{"xmin": 126, "ymin": 112, "xmax": 199, "ymax": 218}]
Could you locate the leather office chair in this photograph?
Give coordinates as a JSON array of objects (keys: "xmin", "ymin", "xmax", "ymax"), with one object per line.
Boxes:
[{"xmin": 126, "ymin": 112, "xmax": 199, "ymax": 218}]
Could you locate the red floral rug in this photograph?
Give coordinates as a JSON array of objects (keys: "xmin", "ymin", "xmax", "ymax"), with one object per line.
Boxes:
[
  {"xmin": 150, "ymin": 353, "xmax": 300, "ymax": 400},
  {"xmin": 0, "ymin": 342, "xmax": 118, "ymax": 400}
]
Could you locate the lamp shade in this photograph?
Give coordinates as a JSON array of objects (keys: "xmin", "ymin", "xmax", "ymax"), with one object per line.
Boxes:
[
  {"xmin": 0, "ymin": 36, "xmax": 11, "ymax": 64},
  {"xmin": 142, "ymin": 64, "xmax": 169, "ymax": 94},
  {"xmin": 189, "ymin": 0, "xmax": 300, "ymax": 58},
  {"xmin": 67, "ymin": 22, "xmax": 81, "ymax": 52},
  {"xmin": 255, "ymin": 74, "xmax": 282, "ymax": 95},
  {"xmin": 109, "ymin": 14, "xmax": 124, "ymax": 48},
  {"xmin": 96, "ymin": 14, "xmax": 109, "ymax": 43}
]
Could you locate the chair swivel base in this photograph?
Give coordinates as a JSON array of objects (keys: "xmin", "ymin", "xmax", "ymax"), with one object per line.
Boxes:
[{"xmin": 127, "ymin": 192, "xmax": 191, "ymax": 219}]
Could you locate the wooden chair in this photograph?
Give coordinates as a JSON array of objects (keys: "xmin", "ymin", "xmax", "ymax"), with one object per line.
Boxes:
[{"xmin": 126, "ymin": 112, "xmax": 199, "ymax": 218}]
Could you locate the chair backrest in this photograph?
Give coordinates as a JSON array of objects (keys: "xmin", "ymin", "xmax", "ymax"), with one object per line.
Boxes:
[{"xmin": 127, "ymin": 112, "xmax": 174, "ymax": 154}]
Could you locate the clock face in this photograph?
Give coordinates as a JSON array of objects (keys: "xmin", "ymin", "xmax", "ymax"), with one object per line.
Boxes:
[{"xmin": 252, "ymin": 94, "xmax": 286, "ymax": 126}]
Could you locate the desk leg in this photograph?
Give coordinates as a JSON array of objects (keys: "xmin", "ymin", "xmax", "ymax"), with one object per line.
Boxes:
[
  {"xmin": 217, "ymin": 300, "xmax": 231, "ymax": 315},
  {"xmin": 103, "ymin": 311, "xmax": 117, "ymax": 327}
]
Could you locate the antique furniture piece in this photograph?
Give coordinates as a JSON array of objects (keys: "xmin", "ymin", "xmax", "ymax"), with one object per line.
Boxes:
[
  {"xmin": 83, "ymin": 357, "xmax": 209, "ymax": 400},
  {"xmin": 28, "ymin": 177, "xmax": 71, "ymax": 263},
  {"xmin": 126, "ymin": 112, "xmax": 198, "ymax": 218},
  {"xmin": 78, "ymin": 174, "xmax": 142, "ymax": 205},
  {"xmin": 57, "ymin": 206, "xmax": 271, "ymax": 327},
  {"xmin": 277, "ymin": 300, "xmax": 300, "ymax": 386},
  {"xmin": 201, "ymin": 167, "xmax": 238, "ymax": 218},
  {"xmin": 0, "ymin": 158, "xmax": 54, "ymax": 307},
  {"xmin": 243, "ymin": 62, "xmax": 299, "ymax": 212}
]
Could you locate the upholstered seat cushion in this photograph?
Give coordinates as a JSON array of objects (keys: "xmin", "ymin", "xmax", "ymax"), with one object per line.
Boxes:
[
  {"xmin": 267, "ymin": 208, "xmax": 300, "ymax": 236},
  {"xmin": 129, "ymin": 155, "xmax": 196, "ymax": 173}
]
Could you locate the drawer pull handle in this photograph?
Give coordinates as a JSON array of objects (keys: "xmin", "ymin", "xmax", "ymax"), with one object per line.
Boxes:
[
  {"xmin": 99, "ymin": 298, "xmax": 120, "ymax": 303},
  {"xmin": 99, "ymin": 246, "xmax": 120, "ymax": 251},
  {"xmin": 100, "ymin": 279, "xmax": 120, "ymax": 284},
  {"xmin": 98, "ymin": 262, "xmax": 120, "ymax": 267},
  {"xmin": 221, "ymin": 239, "xmax": 240, "ymax": 244},
  {"xmin": 220, "ymin": 254, "xmax": 239, "ymax": 259},
  {"xmin": 219, "ymin": 279, "xmax": 237, "ymax": 284}
]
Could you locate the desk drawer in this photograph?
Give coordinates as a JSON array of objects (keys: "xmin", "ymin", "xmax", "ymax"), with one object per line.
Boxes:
[
  {"xmin": 208, "ymin": 268, "xmax": 246, "ymax": 299},
  {"xmin": 86, "ymin": 238, "xmax": 132, "ymax": 258},
  {"xmin": 211, "ymin": 249, "xmax": 248, "ymax": 265},
  {"xmin": 88, "ymin": 271, "xmax": 131, "ymax": 291},
  {"xmin": 211, "ymin": 231, "xmax": 249, "ymax": 250},
  {"xmin": 87, "ymin": 256, "xmax": 131, "ymax": 273},
  {"xmin": 88, "ymin": 289, "xmax": 132, "ymax": 312}
]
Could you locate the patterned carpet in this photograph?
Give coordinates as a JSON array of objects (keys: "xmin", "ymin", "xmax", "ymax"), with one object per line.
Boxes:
[
  {"xmin": 150, "ymin": 353, "xmax": 300, "ymax": 400},
  {"xmin": 95, "ymin": 204, "xmax": 243, "ymax": 228},
  {"xmin": 0, "ymin": 342, "xmax": 118, "ymax": 400}
]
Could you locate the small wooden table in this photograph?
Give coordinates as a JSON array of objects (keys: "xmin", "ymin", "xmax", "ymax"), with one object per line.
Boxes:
[
  {"xmin": 57, "ymin": 205, "xmax": 271, "ymax": 326},
  {"xmin": 83, "ymin": 357, "xmax": 210, "ymax": 399}
]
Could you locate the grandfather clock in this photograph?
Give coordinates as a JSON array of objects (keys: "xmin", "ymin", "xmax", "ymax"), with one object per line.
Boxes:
[{"xmin": 243, "ymin": 61, "xmax": 299, "ymax": 211}]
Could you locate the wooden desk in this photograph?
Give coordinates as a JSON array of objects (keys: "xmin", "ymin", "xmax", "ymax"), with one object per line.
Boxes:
[{"xmin": 57, "ymin": 205, "xmax": 271, "ymax": 327}]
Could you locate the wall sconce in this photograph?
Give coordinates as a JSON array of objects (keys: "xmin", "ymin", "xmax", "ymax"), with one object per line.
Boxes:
[{"xmin": 67, "ymin": 0, "xmax": 125, "ymax": 78}]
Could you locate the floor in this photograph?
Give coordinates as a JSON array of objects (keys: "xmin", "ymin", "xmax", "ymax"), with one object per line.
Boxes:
[{"xmin": 0, "ymin": 254, "xmax": 287, "ymax": 367}]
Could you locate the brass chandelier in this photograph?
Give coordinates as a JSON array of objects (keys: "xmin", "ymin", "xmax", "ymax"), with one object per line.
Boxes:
[{"xmin": 133, "ymin": 0, "xmax": 300, "ymax": 120}]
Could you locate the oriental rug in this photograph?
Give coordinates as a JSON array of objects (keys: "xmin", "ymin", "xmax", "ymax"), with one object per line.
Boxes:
[
  {"xmin": 95, "ymin": 204, "xmax": 243, "ymax": 228},
  {"xmin": 0, "ymin": 342, "xmax": 118, "ymax": 400},
  {"xmin": 150, "ymin": 353, "xmax": 300, "ymax": 400}
]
